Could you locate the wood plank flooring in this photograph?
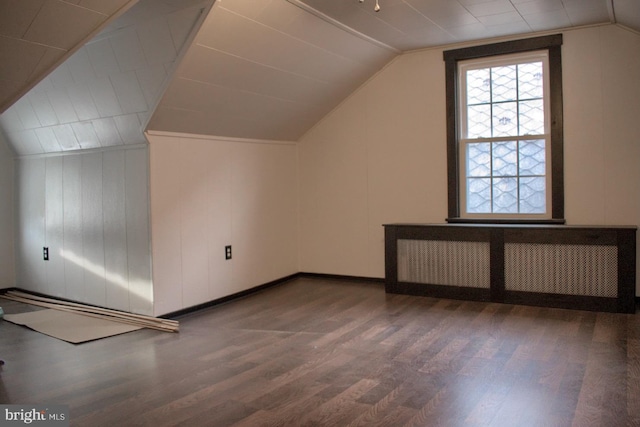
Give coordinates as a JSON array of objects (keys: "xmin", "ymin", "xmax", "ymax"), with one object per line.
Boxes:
[{"xmin": 1, "ymin": 277, "xmax": 639, "ymax": 426}]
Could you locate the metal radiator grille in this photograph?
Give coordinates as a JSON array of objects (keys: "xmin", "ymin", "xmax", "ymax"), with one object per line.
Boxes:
[
  {"xmin": 397, "ymin": 239, "xmax": 490, "ymax": 288},
  {"xmin": 504, "ymin": 243, "xmax": 618, "ymax": 297}
]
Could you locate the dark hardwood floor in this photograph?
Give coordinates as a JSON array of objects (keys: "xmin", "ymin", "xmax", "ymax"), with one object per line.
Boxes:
[{"xmin": 1, "ymin": 277, "xmax": 639, "ymax": 426}]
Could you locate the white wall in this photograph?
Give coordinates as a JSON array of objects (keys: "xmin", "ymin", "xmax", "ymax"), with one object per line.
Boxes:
[
  {"xmin": 0, "ymin": 134, "xmax": 15, "ymax": 288},
  {"xmin": 14, "ymin": 146, "xmax": 153, "ymax": 315},
  {"xmin": 298, "ymin": 24, "xmax": 640, "ymax": 293},
  {"xmin": 148, "ymin": 133, "xmax": 298, "ymax": 316}
]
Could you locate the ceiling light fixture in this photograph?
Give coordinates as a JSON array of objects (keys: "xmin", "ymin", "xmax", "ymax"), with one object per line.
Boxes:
[{"xmin": 359, "ymin": 0, "xmax": 381, "ymax": 12}]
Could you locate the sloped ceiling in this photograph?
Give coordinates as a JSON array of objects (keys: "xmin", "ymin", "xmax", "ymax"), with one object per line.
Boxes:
[
  {"xmin": 146, "ymin": 0, "xmax": 639, "ymax": 142},
  {"xmin": 296, "ymin": 0, "xmax": 616, "ymax": 51},
  {"xmin": 146, "ymin": 0, "xmax": 396, "ymax": 141},
  {"xmin": 0, "ymin": 0, "xmax": 140, "ymax": 114},
  {"xmin": 0, "ymin": 0, "xmax": 210, "ymax": 156},
  {"xmin": 1, "ymin": 0, "xmax": 639, "ymax": 153}
]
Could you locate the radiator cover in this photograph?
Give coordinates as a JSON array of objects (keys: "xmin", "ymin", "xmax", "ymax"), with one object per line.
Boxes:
[{"xmin": 385, "ymin": 224, "xmax": 636, "ymax": 313}]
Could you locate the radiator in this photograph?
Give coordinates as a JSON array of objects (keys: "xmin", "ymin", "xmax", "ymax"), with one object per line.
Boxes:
[
  {"xmin": 504, "ymin": 243, "xmax": 617, "ymax": 297},
  {"xmin": 398, "ymin": 239, "xmax": 490, "ymax": 288},
  {"xmin": 385, "ymin": 224, "xmax": 636, "ymax": 313}
]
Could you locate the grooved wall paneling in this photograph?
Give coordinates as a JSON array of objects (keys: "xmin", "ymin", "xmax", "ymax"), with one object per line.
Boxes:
[
  {"xmin": 14, "ymin": 147, "xmax": 153, "ymax": 315},
  {"xmin": 148, "ymin": 133, "xmax": 297, "ymax": 316}
]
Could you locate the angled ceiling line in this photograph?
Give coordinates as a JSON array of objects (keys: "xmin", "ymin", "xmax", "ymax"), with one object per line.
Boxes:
[
  {"xmin": 175, "ymin": 75, "xmax": 328, "ymax": 110},
  {"xmin": 401, "ymin": 0, "xmax": 461, "ymax": 42},
  {"xmin": 141, "ymin": 1, "xmax": 215, "ymax": 132},
  {"xmin": 285, "ymin": 0, "xmax": 401, "ymax": 54},
  {"xmin": 0, "ymin": 34, "xmax": 67, "ymax": 52},
  {"xmin": 145, "ymin": 129, "xmax": 298, "ymax": 146},
  {"xmin": 607, "ymin": 0, "xmax": 616, "ymax": 24},
  {"xmin": 193, "ymin": 43, "xmax": 340, "ymax": 86},
  {"xmin": 152, "ymin": 104, "xmax": 274, "ymax": 131},
  {"xmin": 218, "ymin": 2, "xmax": 400, "ymax": 62}
]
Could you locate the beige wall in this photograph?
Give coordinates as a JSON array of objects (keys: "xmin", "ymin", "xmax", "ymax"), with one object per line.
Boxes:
[
  {"xmin": 148, "ymin": 133, "xmax": 298, "ymax": 316},
  {"xmin": 0, "ymin": 135, "xmax": 14, "ymax": 288},
  {"xmin": 298, "ymin": 24, "xmax": 640, "ymax": 293}
]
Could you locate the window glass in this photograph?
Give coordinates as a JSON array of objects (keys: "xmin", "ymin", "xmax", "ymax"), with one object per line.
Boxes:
[{"xmin": 458, "ymin": 54, "xmax": 550, "ymax": 218}]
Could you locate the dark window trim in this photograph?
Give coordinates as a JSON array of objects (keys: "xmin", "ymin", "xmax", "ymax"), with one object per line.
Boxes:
[{"xmin": 443, "ymin": 34, "xmax": 564, "ymax": 223}]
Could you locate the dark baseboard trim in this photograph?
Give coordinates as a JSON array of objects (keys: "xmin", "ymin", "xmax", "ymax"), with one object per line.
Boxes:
[
  {"xmin": 161, "ymin": 273, "xmax": 384, "ymax": 319},
  {"xmin": 160, "ymin": 273, "xmax": 302, "ymax": 319},
  {"xmin": 298, "ymin": 272, "xmax": 385, "ymax": 284},
  {"xmin": 0, "ymin": 287, "xmax": 17, "ymax": 294}
]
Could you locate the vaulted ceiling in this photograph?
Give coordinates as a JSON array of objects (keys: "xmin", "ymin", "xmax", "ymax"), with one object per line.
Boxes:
[{"xmin": 1, "ymin": 0, "xmax": 639, "ymax": 155}]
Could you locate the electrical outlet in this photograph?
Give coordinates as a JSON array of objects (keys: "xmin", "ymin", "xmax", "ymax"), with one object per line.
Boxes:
[
  {"xmin": 225, "ymin": 245, "xmax": 232, "ymax": 260},
  {"xmin": 43, "ymin": 247, "xmax": 49, "ymax": 261}
]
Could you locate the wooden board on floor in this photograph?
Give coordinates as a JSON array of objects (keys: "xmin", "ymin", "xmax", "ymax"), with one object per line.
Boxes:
[{"xmin": 3, "ymin": 309, "xmax": 142, "ymax": 344}]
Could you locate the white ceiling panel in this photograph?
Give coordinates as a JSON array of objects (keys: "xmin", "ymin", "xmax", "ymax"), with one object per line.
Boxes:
[
  {"xmin": 52, "ymin": 123, "xmax": 80, "ymax": 151},
  {"xmin": 297, "ymin": 0, "xmax": 616, "ymax": 50},
  {"xmin": 465, "ymin": 0, "xmax": 517, "ymax": 17},
  {"xmin": 109, "ymin": 28, "xmax": 148, "ymax": 72},
  {"xmin": 13, "ymin": 97, "xmax": 40, "ymax": 129},
  {"xmin": 0, "ymin": 0, "xmax": 46, "ymax": 40},
  {"xmin": 137, "ymin": 18, "xmax": 178, "ymax": 66},
  {"xmin": 89, "ymin": 77, "xmax": 123, "ymax": 117},
  {"xmin": 70, "ymin": 121, "xmax": 101, "ymax": 149},
  {"xmin": 110, "ymin": 71, "xmax": 148, "ymax": 115},
  {"xmin": 135, "ymin": 65, "xmax": 169, "ymax": 107},
  {"xmin": 159, "ymin": 78, "xmax": 321, "ymax": 121},
  {"xmin": 46, "ymin": 87, "xmax": 79, "ymax": 124},
  {"xmin": 147, "ymin": 1, "xmax": 396, "ymax": 140},
  {"xmin": 0, "ymin": 0, "xmax": 139, "ymax": 113},
  {"xmin": 86, "ymin": 39, "xmax": 121, "ymax": 78},
  {"xmin": 91, "ymin": 117, "xmax": 123, "ymax": 147},
  {"xmin": 3, "ymin": 0, "xmax": 637, "ymax": 150},
  {"xmin": 195, "ymin": 7, "xmax": 375, "ymax": 84},
  {"xmin": 34, "ymin": 127, "xmax": 62, "ymax": 152},
  {"xmin": 513, "ymin": 0, "xmax": 564, "ymax": 16},
  {"xmin": 67, "ymin": 81, "xmax": 100, "ymax": 121},
  {"xmin": 114, "ymin": 113, "xmax": 145, "ymax": 144},
  {"xmin": 0, "ymin": 36, "xmax": 57, "ymax": 84},
  {"xmin": 0, "ymin": 0, "xmax": 209, "ymax": 154},
  {"xmin": 67, "ymin": 48, "xmax": 97, "ymax": 83},
  {"xmin": 9, "ymin": 129, "xmax": 43, "ymax": 156},
  {"xmin": 177, "ymin": 46, "xmax": 335, "ymax": 105},
  {"xmin": 22, "ymin": 1, "xmax": 106, "ymax": 50},
  {"xmin": 29, "ymin": 91, "xmax": 58, "ymax": 127}
]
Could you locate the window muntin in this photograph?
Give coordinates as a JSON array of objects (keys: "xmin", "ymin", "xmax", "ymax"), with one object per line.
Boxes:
[{"xmin": 458, "ymin": 52, "xmax": 552, "ymax": 219}]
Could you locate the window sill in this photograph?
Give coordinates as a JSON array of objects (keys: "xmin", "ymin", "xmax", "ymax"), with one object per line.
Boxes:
[{"xmin": 446, "ymin": 217, "xmax": 566, "ymax": 225}]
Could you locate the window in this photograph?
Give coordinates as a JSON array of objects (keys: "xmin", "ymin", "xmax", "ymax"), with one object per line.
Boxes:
[{"xmin": 444, "ymin": 35, "xmax": 564, "ymax": 223}]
